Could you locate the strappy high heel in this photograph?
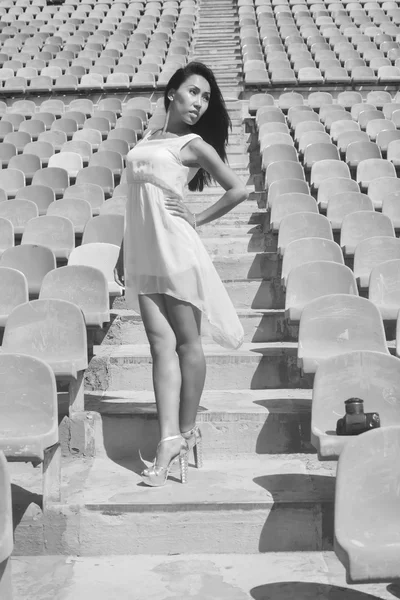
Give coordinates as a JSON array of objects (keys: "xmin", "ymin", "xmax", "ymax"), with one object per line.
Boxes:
[
  {"xmin": 181, "ymin": 426, "xmax": 203, "ymax": 468},
  {"xmin": 140, "ymin": 435, "xmax": 189, "ymax": 487}
]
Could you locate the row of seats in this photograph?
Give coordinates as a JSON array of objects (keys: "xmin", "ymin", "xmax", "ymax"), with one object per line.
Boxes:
[
  {"xmin": 240, "ymin": 0, "xmax": 400, "ymax": 83},
  {"xmin": 0, "ymin": 0, "xmax": 197, "ymax": 89}
]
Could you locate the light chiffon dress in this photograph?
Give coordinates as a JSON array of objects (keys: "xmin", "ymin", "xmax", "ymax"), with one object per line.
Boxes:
[{"xmin": 124, "ymin": 129, "xmax": 244, "ymax": 350}]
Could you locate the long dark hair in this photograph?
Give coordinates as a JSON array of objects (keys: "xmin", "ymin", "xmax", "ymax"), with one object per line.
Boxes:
[{"xmin": 164, "ymin": 61, "xmax": 231, "ymax": 191}]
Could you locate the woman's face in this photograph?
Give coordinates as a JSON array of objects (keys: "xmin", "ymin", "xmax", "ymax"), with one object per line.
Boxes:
[{"xmin": 169, "ymin": 74, "xmax": 211, "ymax": 126}]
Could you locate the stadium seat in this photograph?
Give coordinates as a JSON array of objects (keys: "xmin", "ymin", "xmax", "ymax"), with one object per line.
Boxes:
[
  {"xmin": 0, "ymin": 451, "xmax": 13, "ymax": 599},
  {"xmin": 327, "ymin": 192, "xmax": 374, "ymax": 230},
  {"xmin": 19, "ymin": 118, "xmax": 45, "ymax": 141},
  {"xmin": 32, "ymin": 167, "xmax": 69, "ymax": 198},
  {"xmin": 266, "ymin": 160, "xmax": 305, "ymax": 188},
  {"xmin": 298, "ymin": 294, "xmax": 389, "ymax": 373},
  {"xmin": 281, "ymin": 237, "xmax": 344, "ymax": 288},
  {"xmin": 0, "ymin": 168, "xmax": 25, "ymax": 198},
  {"xmin": 0, "ymin": 217, "xmax": 14, "ymax": 257},
  {"xmin": 15, "ymin": 184, "xmax": 54, "ymax": 216},
  {"xmin": 0, "ymin": 266, "xmax": 28, "ymax": 327},
  {"xmin": 8, "ymin": 153, "xmax": 41, "ymax": 182},
  {"xmin": 346, "ymin": 140, "xmax": 382, "ymax": 171},
  {"xmin": 76, "ymin": 165, "xmax": 114, "ymax": 198},
  {"xmin": 268, "ymin": 178, "xmax": 310, "ymax": 209},
  {"xmin": 0, "ymin": 143, "xmax": 17, "ymax": 168},
  {"xmin": 72, "ymin": 127, "xmax": 102, "ymax": 151},
  {"xmin": 68, "ymin": 242, "xmax": 123, "ymax": 298},
  {"xmin": 2, "ymin": 299, "xmax": 87, "ymax": 413},
  {"xmin": 270, "ymin": 193, "xmax": 317, "ymax": 232},
  {"xmin": 278, "ymin": 212, "xmax": 333, "ymax": 256},
  {"xmin": 304, "ymin": 143, "xmax": 340, "ymax": 171},
  {"xmin": 82, "ymin": 214, "xmax": 124, "ymax": 246},
  {"xmin": 48, "ymin": 151, "xmax": 83, "ymax": 178},
  {"xmin": 382, "ymin": 191, "xmax": 400, "ymax": 230},
  {"xmin": 335, "ymin": 424, "xmax": 400, "ymax": 583},
  {"xmin": 311, "ymin": 160, "xmax": 351, "ymax": 190},
  {"xmin": 22, "ymin": 215, "xmax": 75, "ymax": 260},
  {"xmin": 38, "ymin": 130, "xmax": 67, "ymax": 153},
  {"xmin": 286, "ymin": 261, "xmax": 358, "ymax": 323},
  {"xmin": 0, "ymin": 244, "xmax": 56, "ymax": 297},
  {"xmin": 357, "ymin": 158, "xmax": 396, "ymax": 190},
  {"xmin": 40, "ymin": 265, "xmax": 110, "ymax": 328},
  {"xmin": 107, "ymin": 127, "xmax": 137, "ymax": 148},
  {"xmin": 47, "ymin": 198, "xmax": 92, "ymax": 235},
  {"xmin": 312, "ymin": 350, "xmax": 400, "ymax": 461},
  {"xmin": 369, "ymin": 259, "xmax": 400, "ymax": 320},
  {"xmin": 0, "ymin": 199, "xmax": 37, "ymax": 235},
  {"xmin": 89, "ymin": 149, "xmax": 123, "ymax": 178},
  {"xmin": 51, "ymin": 117, "xmax": 78, "ymax": 140},
  {"xmin": 0, "ymin": 352, "xmax": 60, "ymax": 512},
  {"xmin": 368, "ymin": 176, "xmax": 400, "ymax": 210},
  {"xmin": 341, "ymin": 211, "xmax": 395, "ymax": 256}
]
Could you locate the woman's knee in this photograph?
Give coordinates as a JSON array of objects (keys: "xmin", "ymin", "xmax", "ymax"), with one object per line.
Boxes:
[
  {"xmin": 148, "ymin": 335, "xmax": 177, "ymax": 360},
  {"xmin": 176, "ymin": 339, "xmax": 204, "ymax": 363}
]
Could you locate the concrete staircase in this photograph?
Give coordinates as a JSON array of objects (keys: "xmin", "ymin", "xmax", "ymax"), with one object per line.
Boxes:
[{"xmin": 190, "ymin": 0, "xmax": 243, "ymax": 98}]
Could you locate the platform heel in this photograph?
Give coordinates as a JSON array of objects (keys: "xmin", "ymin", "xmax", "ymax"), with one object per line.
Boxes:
[
  {"xmin": 182, "ymin": 426, "xmax": 203, "ymax": 468},
  {"xmin": 140, "ymin": 435, "xmax": 189, "ymax": 487}
]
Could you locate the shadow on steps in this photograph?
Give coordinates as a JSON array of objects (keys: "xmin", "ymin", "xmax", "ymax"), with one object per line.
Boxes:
[{"xmin": 251, "ymin": 582, "xmax": 390, "ymax": 599}]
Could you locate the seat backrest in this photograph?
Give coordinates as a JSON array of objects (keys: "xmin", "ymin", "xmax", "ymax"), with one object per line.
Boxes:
[
  {"xmin": 278, "ymin": 212, "xmax": 333, "ymax": 254},
  {"xmin": 3, "ymin": 298, "xmax": 87, "ymax": 363},
  {"xmin": 341, "ymin": 210, "xmax": 395, "ymax": 253},
  {"xmin": 0, "ymin": 199, "xmax": 37, "ymax": 227},
  {"xmin": 82, "ymin": 214, "xmax": 124, "ymax": 246},
  {"xmin": 268, "ymin": 178, "xmax": 310, "ymax": 208},
  {"xmin": 22, "ymin": 215, "xmax": 75, "ymax": 250},
  {"xmin": 369, "ymin": 258, "xmax": 400, "ymax": 306},
  {"xmin": 0, "ymin": 243, "xmax": 56, "ymax": 293},
  {"xmin": 68, "ymin": 241, "xmax": 120, "ymax": 283},
  {"xmin": 299, "ymin": 294, "xmax": 388, "ymax": 356},
  {"xmin": 40, "ymin": 264, "xmax": 109, "ymax": 313},
  {"xmin": 282, "ymin": 237, "xmax": 344, "ymax": 285},
  {"xmin": 368, "ymin": 176, "xmax": 400, "ymax": 209},
  {"xmin": 47, "ymin": 197, "xmax": 92, "ymax": 229},
  {"xmin": 0, "ymin": 266, "xmax": 28, "ymax": 318},
  {"xmin": 0, "ymin": 450, "xmax": 13, "ymax": 563}
]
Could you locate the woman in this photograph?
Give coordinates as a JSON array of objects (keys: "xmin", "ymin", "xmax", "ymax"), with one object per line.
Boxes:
[{"xmin": 115, "ymin": 61, "xmax": 248, "ymax": 487}]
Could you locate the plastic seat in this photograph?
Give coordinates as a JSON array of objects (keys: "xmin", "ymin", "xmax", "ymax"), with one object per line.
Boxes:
[
  {"xmin": 0, "ymin": 450, "xmax": 13, "ymax": 598},
  {"xmin": 298, "ymin": 294, "xmax": 389, "ymax": 374},
  {"xmin": 72, "ymin": 128, "xmax": 102, "ymax": 151},
  {"xmin": 368, "ymin": 176, "xmax": 400, "ymax": 210},
  {"xmin": 368, "ymin": 259, "xmax": 400, "ymax": 320},
  {"xmin": 278, "ymin": 212, "xmax": 333, "ymax": 256},
  {"xmin": 357, "ymin": 108, "xmax": 385, "ymax": 131},
  {"xmin": 312, "ymin": 350, "xmax": 400, "ymax": 462},
  {"xmin": 357, "ymin": 158, "xmax": 396, "ymax": 190},
  {"xmin": 304, "ymin": 143, "xmax": 340, "ymax": 171},
  {"xmin": 15, "ymin": 185, "xmax": 54, "ymax": 216},
  {"xmin": 8, "ymin": 153, "xmax": 41, "ymax": 182},
  {"xmin": 18, "ymin": 118, "xmax": 45, "ymax": 141},
  {"xmin": 68, "ymin": 242, "xmax": 123, "ymax": 297},
  {"xmin": 286, "ymin": 261, "xmax": 358, "ymax": 322},
  {"xmin": 89, "ymin": 150, "xmax": 123, "ymax": 178},
  {"xmin": 382, "ymin": 191, "xmax": 400, "ymax": 230},
  {"xmin": 48, "ymin": 151, "xmax": 83, "ymax": 178},
  {"xmin": 341, "ymin": 211, "xmax": 395, "ymax": 256},
  {"xmin": 0, "ymin": 199, "xmax": 37, "ymax": 235},
  {"xmin": 0, "ymin": 266, "xmax": 28, "ymax": 327},
  {"xmin": 345, "ymin": 141, "xmax": 382, "ymax": 170},
  {"xmin": 266, "ymin": 161, "xmax": 305, "ymax": 189},
  {"xmin": 335, "ymin": 424, "xmax": 400, "ymax": 583},
  {"xmin": 98, "ymin": 138, "xmax": 129, "ymax": 160},
  {"xmin": 32, "ymin": 167, "xmax": 69, "ymax": 199},
  {"xmin": 107, "ymin": 127, "xmax": 137, "ymax": 148},
  {"xmin": 82, "ymin": 214, "xmax": 124, "ymax": 246},
  {"xmin": 51, "ymin": 117, "xmax": 78, "ymax": 141},
  {"xmin": 46, "ymin": 197, "xmax": 92, "ymax": 235},
  {"xmin": 366, "ymin": 118, "xmax": 395, "ymax": 142},
  {"xmin": 22, "ymin": 215, "xmax": 75, "ymax": 261},
  {"xmin": 387, "ymin": 139, "xmax": 400, "ymax": 168},
  {"xmin": 267, "ymin": 178, "xmax": 310, "ymax": 209},
  {"xmin": 354, "ymin": 235, "xmax": 400, "ymax": 288},
  {"xmin": 76, "ymin": 166, "xmax": 114, "ymax": 198},
  {"xmin": 68, "ymin": 98, "xmax": 93, "ymax": 117},
  {"xmin": 40, "ymin": 265, "xmax": 110, "ymax": 328},
  {"xmin": 0, "ymin": 142, "xmax": 17, "ymax": 168},
  {"xmin": 0, "ymin": 244, "xmax": 56, "ymax": 296},
  {"xmin": 317, "ymin": 176, "xmax": 360, "ymax": 211},
  {"xmin": 3, "ymin": 131, "xmax": 31, "ymax": 154},
  {"xmin": 84, "ymin": 116, "xmax": 110, "ymax": 138},
  {"xmin": 281, "ymin": 237, "xmax": 344, "ymax": 288},
  {"xmin": 63, "ymin": 183, "xmax": 104, "ymax": 216},
  {"xmin": 297, "ymin": 131, "xmax": 332, "ymax": 155},
  {"xmin": 261, "ymin": 145, "xmax": 298, "ymax": 172},
  {"xmin": 0, "ymin": 217, "xmax": 14, "ymax": 257},
  {"xmin": 270, "ymin": 193, "xmax": 317, "ymax": 232},
  {"xmin": 248, "ymin": 93, "xmax": 275, "ymax": 116},
  {"xmin": 38, "ymin": 131, "xmax": 67, "ymax": 153},
  {"xmin": 2, "ymin": 298, "xmax": 87, "ymax": 413},
  {"xmin": 327, "ymin": 192, "xmax": 374, "ymax": 230},
  {"xmin": 311, "ymin": 160, "xmax": 350, "ymax": 190}
]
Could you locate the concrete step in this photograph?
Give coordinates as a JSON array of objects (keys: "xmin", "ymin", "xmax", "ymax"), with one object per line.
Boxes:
[
  {"xmin": 11, "ymin": 552, "xmax": 396, "ymax": 599},
  {"xmin": 85, "ymin": 342, "xmax": 307, "ymax": 392},
  {"xmin": 11, "ymin": 453, "xmax": 335, "ymax": 554},
  {"xmin": 100, "ymin": 307, "xmax": 298, "ymax": 345},
  {"xmin": 85, "ymin": 388, "xmax": 312, "ymax": 455},
  {"xmin": 113, "ymin": 277, "xmax": 285, "ymax": 311}
]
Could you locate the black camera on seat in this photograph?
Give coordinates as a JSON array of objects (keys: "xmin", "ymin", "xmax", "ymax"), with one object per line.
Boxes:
[{"xmin": 336, "ymin": 398, "xmax": 380, "ymax": 436}]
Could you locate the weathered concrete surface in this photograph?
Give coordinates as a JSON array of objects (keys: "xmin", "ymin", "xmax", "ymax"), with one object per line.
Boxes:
[
  {"xmin": 10, "ymin": 454, "xmax": 335, "ymax": 555},
  {"xmin": 84, "ymin": 342, "xmax": 309, "ymax": 392},
  {"xmin": 11, "ymin": 552, "xmax": 397, "ymax": 600},
  {"xmin": 100, "ymin": 308, "xmax": 298, "ymax": 345},
  {"xmin": 84, "ymin": 388, "xmax": 313, "ymax": 456}
]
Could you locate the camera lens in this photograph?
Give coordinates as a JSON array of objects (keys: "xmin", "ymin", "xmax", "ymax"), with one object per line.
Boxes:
[{"xmin": 345, "ymin": 398, "xmax": 364, "ymax": 414}]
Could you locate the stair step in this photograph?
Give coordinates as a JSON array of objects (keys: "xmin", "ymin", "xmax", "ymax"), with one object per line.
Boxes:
[
  {"xmin": 85, "ymin": 342, "xmax": 307, "ymax": 392},
  {"xmin": 11, "ymin": 552, "xmax": 395, "ymax": 599},
  {"xmin": 12, "ymin": 453, "xmax": 335, "ymax": 554},
  {"xmin": 101, "ymin": 307, "xmax": 298, "ymax": 345},
  {"xmin": 85, "ymin": 388, "xmax": 311, "ymax": 455}
]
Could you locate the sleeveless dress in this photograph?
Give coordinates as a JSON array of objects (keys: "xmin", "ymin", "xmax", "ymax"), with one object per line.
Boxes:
[{"xmin": 124, "ymin": 130, "xmax": 244, "ymax": 350}]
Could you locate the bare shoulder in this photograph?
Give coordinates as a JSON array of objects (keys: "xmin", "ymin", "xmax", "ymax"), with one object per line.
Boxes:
[{"xmin": 182, "ymin": 136, "xmax": 223, "ymax": 168}]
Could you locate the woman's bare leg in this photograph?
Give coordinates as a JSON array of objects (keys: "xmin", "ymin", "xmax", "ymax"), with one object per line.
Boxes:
[
  {"xmin": 164, "ymin": 295, "xmax": 206, "ymax": 433},
  {"xmin": 138, "ymin": 293, "xmax": 183, "ymax": 465}
]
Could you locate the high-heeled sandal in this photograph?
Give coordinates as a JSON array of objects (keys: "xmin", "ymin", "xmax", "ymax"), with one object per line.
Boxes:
[
  {"xmin": 181, "ymin": 426, "xmax": 203, "ymax": 468},
  {"xmin": 140, "ymin": 435, "xmax": 189, "ymax": 487}
]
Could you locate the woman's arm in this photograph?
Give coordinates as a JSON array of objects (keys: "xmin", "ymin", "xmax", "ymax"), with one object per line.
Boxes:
[{"xmin": 165, "ymin": 138, "xmax": 249, "ymax": 227}]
